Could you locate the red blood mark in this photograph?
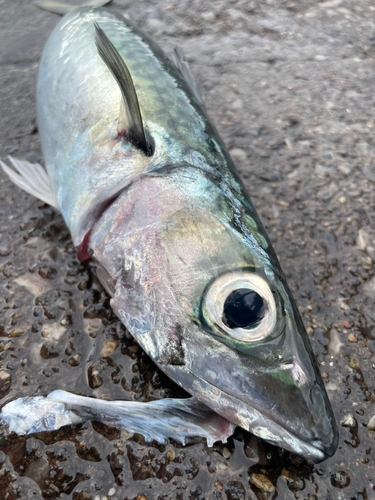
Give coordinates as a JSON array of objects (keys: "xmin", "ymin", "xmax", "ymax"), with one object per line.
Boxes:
[
  {"xmin": 76, "ymin": 229, "xmax": 93, "ymax": 262},
  {"xmin": 116, "ymin": 129, "xmax": 127, "ymax": 139},
  {"xmin": 343, "ymin": 320, "xmax": 351, "ymax": 329},
  {"xmin": 75, "ymin": 193, "xmax": 124, "ymax": 263}
]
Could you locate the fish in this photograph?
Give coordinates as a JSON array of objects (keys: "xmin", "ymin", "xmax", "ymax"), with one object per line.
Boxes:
[{"xmin": 0, "ymin": 2, "xmax": 338, "ymax": 463}]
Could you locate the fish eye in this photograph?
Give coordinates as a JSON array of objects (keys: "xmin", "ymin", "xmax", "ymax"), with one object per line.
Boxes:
[
  {"xmin": 222, "ymin": 288, "xmax": 264, "ymax": 329},
  {"xmin": 201, "ymin": 272, "xmax": 277, "ymax": 343}
]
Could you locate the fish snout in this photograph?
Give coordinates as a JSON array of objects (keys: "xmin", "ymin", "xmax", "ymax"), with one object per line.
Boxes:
[
  {"xmin": 305, "ymin": 379, "xmax": 339, "ymax": 461},
  {"xmin": 162, "ymin": 334, "xmax": 338, "ymax": 463}
]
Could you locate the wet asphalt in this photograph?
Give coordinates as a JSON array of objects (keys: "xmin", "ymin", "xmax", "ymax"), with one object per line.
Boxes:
[{"xmin": 1, "ymin": 0, "xmax": 375, "ymax": 499}]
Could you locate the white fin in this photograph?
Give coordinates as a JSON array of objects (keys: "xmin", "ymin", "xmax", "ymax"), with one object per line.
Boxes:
[
  {"xmin": 1, "ymin": 156, "xmax": 59, "ymax": 209},
  {"xmin": 34, "ymin": 0, "xmax": 111, "ymax": 15},
  {"xmin": 48, "ymin": 390, "xmax": 235, "ymax": 446},
  {"xmin": 0, "ymin": 396, "xmax": 83, "ymax": 435},
  {"xmin": 0, "ymin": 391, "xmax": 235, "ymax": 447}
]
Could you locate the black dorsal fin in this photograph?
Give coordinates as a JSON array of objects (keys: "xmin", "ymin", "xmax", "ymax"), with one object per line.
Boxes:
[{"xmin": 94, "ymin": 22, "xmax": 152, "ymax": 155}]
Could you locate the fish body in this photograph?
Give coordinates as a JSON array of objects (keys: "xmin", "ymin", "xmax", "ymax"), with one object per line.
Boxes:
[{"xmin": 1, "ymin": 6, "xmax": 338, "ymax": 463}]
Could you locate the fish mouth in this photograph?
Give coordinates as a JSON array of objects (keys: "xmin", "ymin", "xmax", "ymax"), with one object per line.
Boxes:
[{"xmin": 164, "ymin": 363, "xmax": 338, "ymax": 464}]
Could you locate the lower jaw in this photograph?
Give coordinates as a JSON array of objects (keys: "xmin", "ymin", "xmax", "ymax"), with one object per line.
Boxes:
[{"xmin": 164, "ymin": 364, "xmax": 329, "ymax": 464}]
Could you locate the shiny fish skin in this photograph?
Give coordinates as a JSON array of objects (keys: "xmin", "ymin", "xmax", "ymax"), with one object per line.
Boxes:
[
  {"xmin": 3, "ymin": 6, "xmax": 338, "ymax": 463},
  {"xmin": 37, "ymin": 7, "xmax": 247, "ymax": 247}
]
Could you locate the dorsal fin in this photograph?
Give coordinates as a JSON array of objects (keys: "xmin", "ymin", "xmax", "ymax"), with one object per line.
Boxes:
[
  {"xmin": 170, "ymin": 47, "xmax": 204, "ymax": 108},
  {"xmin": 94, "ymin": 22, "xmax": 152, "ymax": 156}
]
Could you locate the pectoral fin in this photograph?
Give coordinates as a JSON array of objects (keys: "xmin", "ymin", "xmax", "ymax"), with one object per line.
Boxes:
[
  {"xmin": 0, "ymin": 391, "xmax": 235, "ymax": 447},
  {"xmin": 1, "ymin": 156, "xmax": 58, "ymax": 209},
  {"xmin": 94, "ymin": 23, "xmax": 153, "ymax": 156}
]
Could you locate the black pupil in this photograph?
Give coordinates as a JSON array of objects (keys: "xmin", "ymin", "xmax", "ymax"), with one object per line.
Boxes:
[{"xmin": 223, "ymin": 288, "xmax": 264, "ymax": 329}]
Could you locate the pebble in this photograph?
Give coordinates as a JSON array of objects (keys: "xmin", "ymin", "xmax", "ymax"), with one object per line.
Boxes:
[
  {"xmin": 347, "ymin": 333, "xmax": 357, "ymax": 343},
  {"xmin": 340, "ymin": 414, "xmax": 356, "ymax": 428},
  {"xmin": 285, "ymin": 137, "xmax": 292, "ymax": 149},
  {"xmin": 42, "ymin": 323, "xmax": 66, "ymax": 341},
  {"xmin": 338, "ymin": 163, "xmax": 352, "ymax": 175},
  {"xmin": 10, "ymin": 328, "xmax": 25, "ymax": 337},
  {"xmin": 214, "ymin": 481, "xmax": 223, "ymax": 490},
  {"xmin": 217, "ymin": 461, "xmax": 229, "ymax": 471},
  {"xmin": 14, "ymin": 273, "xmax": 51, "ymax": 296},
  {"xmin": 230, "ymin": 98, "xmax": 243, "ymax": 110},
  {"xmin": 60, "ymin": 315, "xmax": 71, "ymax": 326},
  {"xmin": 0, "ymin": 370, "xmax": 11, "ymax": 381},
  {"xmin": 91, "ymin": 374, "xmax": 103, "ymax": 389},
  {"xmin": 331, "ymin": 471, "xmax": 350, "ymax": 488},
  {"xmin": 363, "ymin": 276, "xmax": 375, "ymax": 299},
  {"xmin": 222, "ymin": 447, "xmax": 231, "ymax": 459},
  {"xmin": 315, "ymin": 164, "xmax": 331, "ymax": 176},
  {"xmin": 108, "ymin": 488, "xmax": 116, "ymax": 496},
  {"xmin": 0, "ymin": 243, "xmax": 10, "ymax": 256},
  {"xmin": 343, "ymin": 320, "xmax": 351, "ymax": 329},
  {"xmin": 357, "ymin": 228, "xmax": 370, "ymax": 251},
  {"xmin": 325, "ymin": 382, "xmax": 338, "ymax": 392},
  {"xmin": 165, "ymin": 447, "xmax": 175, "ymax": 461},
  {"xmin": 83, "ymin": 318, "xmax": 103, "ymax": 334},
  {"xmin": 100, "ymin": 340, "xmax": 119, "ymax": 357},
  {"xmin": 328, "ymin": 328, "xmax": 344, "ymax": 356},
  {"xmin": 68, "ymin": 353, "xmax": 81, "ymax": 366},
  {"xmin": 229, "ymin": 147, "xmax": 247, "ymax": 163},
  {"xmin": 147, "ymin": 18, "xmax": 164, "ymax": 32},
  {"xmin": 367, "ymin": 415, "xmax": 375, "ymax": 431},
  {"xmin": 244, "ymin": 435, "xmax": 260, "ymax": 461},
  {"xmin": 350, "ymin": 358, "xmax": 359, "ymax": 370},
  {"xmin": 201, "ymin": 11, "xmax": 216, "ymax": 22},
  {"xmin": 250, "ymin": 473, "xmax": 275, "ymax": 493}
]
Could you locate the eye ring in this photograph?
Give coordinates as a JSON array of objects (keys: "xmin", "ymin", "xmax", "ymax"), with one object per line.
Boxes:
[{"xmin": 201, "ymin": 271, "xmax": 277, "ymax": 343}]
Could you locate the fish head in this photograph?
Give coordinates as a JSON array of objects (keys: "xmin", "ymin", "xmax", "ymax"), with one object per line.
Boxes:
[{"xmin": 91, "ymin": 164, "xmax": 338, "ymax": 463}]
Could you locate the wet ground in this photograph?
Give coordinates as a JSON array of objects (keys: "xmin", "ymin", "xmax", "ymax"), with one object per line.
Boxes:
[{"xmin": 1, "ymin": 0, "xmax": 375, "ymax": 498}]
